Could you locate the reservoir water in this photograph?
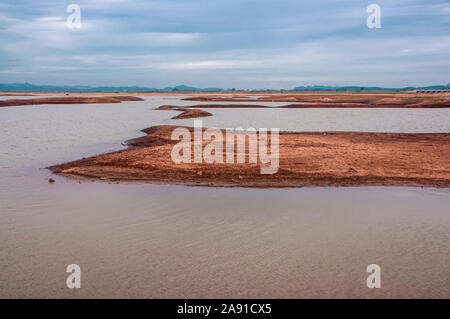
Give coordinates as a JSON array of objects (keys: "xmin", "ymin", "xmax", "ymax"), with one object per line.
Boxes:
[{"xmin": 0, "ymin": 95, "xmax": 449, "ymax": 298}]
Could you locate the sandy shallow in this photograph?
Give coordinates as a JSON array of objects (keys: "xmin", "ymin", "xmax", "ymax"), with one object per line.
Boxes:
[{"xmin": 49, "ymin": 125, "xmax": 450, "ymax": 187}]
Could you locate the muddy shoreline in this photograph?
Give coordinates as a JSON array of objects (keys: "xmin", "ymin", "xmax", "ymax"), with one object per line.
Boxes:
[
  {"xmin": 181, "ymin": 94, "xmax": 450, "ymax": 108},
  {"xmin": 1, "ymin": 92, "xmax": 449, "ymax": 108},
  {"xmin": 49, "ymin": 125, "xmax": 450, "ymax": 188},
  {"xmin": 156, "ymin": 105, "xmax": 213, "ymax": 119},
  {"xmin": 0, "ymin": 96, "xmax": 143, "ymax": 107}
]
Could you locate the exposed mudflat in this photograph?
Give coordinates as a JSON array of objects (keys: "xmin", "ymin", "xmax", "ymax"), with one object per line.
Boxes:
[
  {"xmin": 49, "ymin": 125, "xmax": 450, "ymax": 188},
  {"xmin": 182, "ymin": 93, "xmax": 450, "ymax": 108},
  {"xmin": 156, "ymin": 105, "xmax": 213, "ymax": 119},
  {"xmin": 171, "ymin": 109, "xmax": 213, "ymax": 119},
  {"xmin": 0, "ymin": 96, "xmax": 143, "ymax": 107}
]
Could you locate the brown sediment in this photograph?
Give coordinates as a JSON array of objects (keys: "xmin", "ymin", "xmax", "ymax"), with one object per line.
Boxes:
[
  {"xmin": 155, "ymin": 100, "xmax": 450, "ymax": 109},
  {"xmin": 171, "ymin": 109, "xmax": 213, "ymax": 119},
  {"xmin": 0, "ymin": 96, "xmax": 143, "ymax": 107},
  {"xmin": 280, "ymin": 102, "xmax": 450, "ymax": 108},
  {"xmin": 154, "ymin": 105, "xmax": 213, "ymax": 119},
  {"xmin": 156, "ymin": 104, "xmax": 269, "ymax": 110},
  {"xmin": 156, "ymin": 105, "xmax": 179, "ymax": 110},
  {"xmin": 49, "ymin": 125, "xmax": 450, "ymax": 188},
  {"xmin": 181, "ymin": 96, "xmax": 258, "ymax": 102},
  {"xmin": 0, "ymin": 93, "xmax": 37, "ymax": 96},
  {"xmin": 179, "ymin": 104, "xmax": 270, "ymax": 108},
  {"xmin": 182, "ymin": 93, "xmax": 450, "ymax": 108}
]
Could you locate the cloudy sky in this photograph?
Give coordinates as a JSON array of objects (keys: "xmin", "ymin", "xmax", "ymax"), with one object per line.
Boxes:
[{"xmin": 0, "ymin": 0, "xmax": 449, "ymax": 89}]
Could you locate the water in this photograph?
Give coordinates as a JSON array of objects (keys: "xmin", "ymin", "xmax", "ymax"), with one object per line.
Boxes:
[
  {"xmin": 172, "ymin": 107, "xmax": 450, "ymax": 133},
  {"xmin": 0, "ymin": 95, "xmax": 449, "ymax": 298},
  {"xmin": 162, "ymin": 96, "xmax": 450, "ymax": 132}
]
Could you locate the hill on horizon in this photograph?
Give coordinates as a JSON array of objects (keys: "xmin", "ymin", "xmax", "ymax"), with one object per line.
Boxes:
[{"xmin": 0, "ymin": 82, "xmax": 449, "ymax": 92}]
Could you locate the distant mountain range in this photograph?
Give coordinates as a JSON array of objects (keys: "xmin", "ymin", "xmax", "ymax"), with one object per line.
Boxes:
[
  {"xmin": 293, "ymin": 84, "xmax": 450, "ymax": 91},
  {"xmin": 0, "ymin": 83, "xmax": 223, "ymax": 92},
  {"xmin": 0, "ymin": 82, "xmax": 449, "ymax": 92}
]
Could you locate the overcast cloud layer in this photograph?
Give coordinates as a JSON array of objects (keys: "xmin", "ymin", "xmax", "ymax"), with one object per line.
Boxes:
[{"xmin": 0, "ymin": 0, "xmax": 449, "ymax": 89}]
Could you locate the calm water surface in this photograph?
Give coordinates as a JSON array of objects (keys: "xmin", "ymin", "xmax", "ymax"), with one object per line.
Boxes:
[{"xmin": 0, "ymin": 95, "xmax": 449, "ymax": 298}]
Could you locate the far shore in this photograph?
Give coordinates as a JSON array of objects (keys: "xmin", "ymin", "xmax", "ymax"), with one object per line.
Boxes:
[
  {"xmin": 179, "ymin": 93, "xmax": 450, "ymax": 108},
  {"xmin": 167, "ymin": 107, "xmax": 213, "ymax": 119},
  {"xmin": 1, "ymin": 91, "xmax": 449, "ymax": 108}
]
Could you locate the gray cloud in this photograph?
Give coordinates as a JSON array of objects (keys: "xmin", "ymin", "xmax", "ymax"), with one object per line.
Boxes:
[{"xmin": 0, "ymin": 0, "xmax": 449, "ymax": 88}]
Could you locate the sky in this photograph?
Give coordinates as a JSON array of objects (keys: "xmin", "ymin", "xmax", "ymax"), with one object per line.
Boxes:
[{"xmin": 0, "ymin": 0, "xmax": 449, "ymax": 89}]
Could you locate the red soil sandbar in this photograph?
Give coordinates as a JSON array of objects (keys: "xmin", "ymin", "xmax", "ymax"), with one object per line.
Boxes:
[
  {"xmin": 155, "ymin": 105, "xmax": 213, "ymax": 119},
  {"xmin": 182, "ymin": 93, "xmax": 450, "ymax": 108},
  {"xmin": 49, "ymin": 125, "xmax": 450, "ymax": 188},
  {"xmin": 171, "ymin": 109, "xmax": 213, "ymax": 119},
  {"xmin": 0, "ymin": 96, "xmax": 143, "ymax": 107}
]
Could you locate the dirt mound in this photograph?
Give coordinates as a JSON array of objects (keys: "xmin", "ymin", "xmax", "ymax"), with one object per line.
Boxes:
[{"xmin": 49, "ymin": 125, "xmax": 450, "ymax": 188}]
